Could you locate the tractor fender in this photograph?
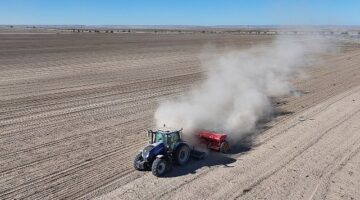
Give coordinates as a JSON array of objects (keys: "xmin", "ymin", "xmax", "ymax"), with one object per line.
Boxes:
[{"xmin": 173, "ymin": 142, "xmax": 190, "ymax": 152}]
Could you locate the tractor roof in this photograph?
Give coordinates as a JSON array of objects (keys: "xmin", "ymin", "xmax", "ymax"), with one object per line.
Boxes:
[{"xmin": 156, "ymin": 127, "xmax": 182, "ymax": 133}]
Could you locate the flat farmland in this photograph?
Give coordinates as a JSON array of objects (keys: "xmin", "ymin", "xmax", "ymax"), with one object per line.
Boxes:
[{"xmin": 0, "ymin": 32, "xmax": 360, "ymax": 200}]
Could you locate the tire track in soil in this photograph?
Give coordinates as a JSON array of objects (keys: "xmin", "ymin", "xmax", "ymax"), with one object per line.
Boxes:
[{"xmin": 236, "ymin": 109, "xmax": 360, "ymax": 200}]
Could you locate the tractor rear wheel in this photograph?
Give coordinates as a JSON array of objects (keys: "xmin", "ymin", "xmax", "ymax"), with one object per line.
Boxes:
[
  {"xmin": 151, "ymin": 158, "xmax": 167, "ymax": 177},
  {"xmin": 220, "ymin": 141, "xmax": 230, "ymax": 153},
  {"xmin": 175, "ymin": 144, "xmax": 190, "ymax": 165}
]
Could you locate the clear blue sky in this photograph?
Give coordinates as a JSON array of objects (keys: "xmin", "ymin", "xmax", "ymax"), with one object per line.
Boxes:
[{"xmin": 1, "ymin": 0, "xmax": 359, "ymax": 25}]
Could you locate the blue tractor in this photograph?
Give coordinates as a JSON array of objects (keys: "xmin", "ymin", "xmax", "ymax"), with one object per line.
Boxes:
[{"xmin": 133, "ymin": 128, "xmax": 201, "ymax": 177}]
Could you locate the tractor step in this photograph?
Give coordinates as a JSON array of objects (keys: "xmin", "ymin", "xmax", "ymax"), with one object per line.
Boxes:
[{"xmin": 190, "ymin": 149, "xmax": 206, "ymax": 159}]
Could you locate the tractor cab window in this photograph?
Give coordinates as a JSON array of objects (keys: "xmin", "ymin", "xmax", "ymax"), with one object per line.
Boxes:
[
  {"xmin": 167, "ymin": 132, "xmax": 180, "ymax": 149},
  {"xmin": 166, "ymin": 134, "xmax": 172, "ymax": 146},
  {"xmin": 170, "ymin": 132, "xmax": 180, "ymax": 142},
  {"xmin": 154, "ymin": 132, "xmax": 164, "ymax": 143}
]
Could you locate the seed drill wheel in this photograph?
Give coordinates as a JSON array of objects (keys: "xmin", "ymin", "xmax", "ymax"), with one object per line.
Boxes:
[
  {"xmin": 151, "ymin": 158, "xmax": 167, "ymax": 177},
  {"xmin": 220, "ymin": 141, "xmax": 230, "ymax": 153}
]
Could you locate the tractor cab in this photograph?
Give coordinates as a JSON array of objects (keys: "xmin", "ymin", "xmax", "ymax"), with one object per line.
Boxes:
[{"xmin": 148, "ymin": 128, "xmax": 182, "ymax": 151}]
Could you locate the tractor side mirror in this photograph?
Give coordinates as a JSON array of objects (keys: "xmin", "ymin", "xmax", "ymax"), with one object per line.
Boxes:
[
  {"xmin": 147, "ymin": 130, "xmax": 152, "ymax": 137},
  {"xmin": 179, "ymin": 128, "xmax": 183, "ymax": 138},
  {"xmin": 147, "ymin": 130, "xmax": 153, "ymax": 144}
]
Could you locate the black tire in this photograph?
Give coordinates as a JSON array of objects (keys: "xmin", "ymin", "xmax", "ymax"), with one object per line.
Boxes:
[
  {"xmin": 151, "ymin": 158, "xmax": 167, "ymax": 177},
  {"xmin": 133, "ymin": 152, "xmax": 144, "ymax": 170},
  {"xmin": 174, "ymin": 144, "xmax": 190, "ymax": 165},
  {"xmin": 220, "ymin": 141, "xmax": 230, "ymax": 154}
]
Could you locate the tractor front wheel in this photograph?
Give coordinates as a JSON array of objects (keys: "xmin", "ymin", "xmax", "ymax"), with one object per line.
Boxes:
[
  {"xmin": 151, "ymin": 158, "xmax": 167, "ymax": 177},
  {"xmin": 133, "ymin": 152, "xmax": 144, "ymax": 171}
]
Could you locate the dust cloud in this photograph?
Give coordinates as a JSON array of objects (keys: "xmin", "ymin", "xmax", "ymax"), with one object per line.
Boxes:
[{"xmin": 155, "ymin": 36, "xmax": 329, "ymax": 141}]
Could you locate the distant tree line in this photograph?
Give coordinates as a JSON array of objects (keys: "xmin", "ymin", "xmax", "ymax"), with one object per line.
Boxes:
[{"xmin": 71, "ymin": 29, "xmax": 117, "ymax": 33}]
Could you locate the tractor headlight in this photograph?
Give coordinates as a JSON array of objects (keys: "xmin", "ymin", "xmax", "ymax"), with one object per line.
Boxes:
[
  {"xmin": 142, "ymin": 144, "xmax": 155, "ymax": 161},
  {"xmin": 142, "ymin": 151, "xmax": 149, "ymax": 159}
]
